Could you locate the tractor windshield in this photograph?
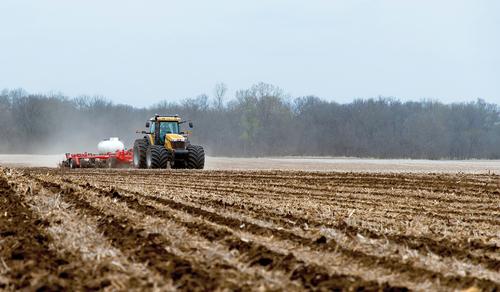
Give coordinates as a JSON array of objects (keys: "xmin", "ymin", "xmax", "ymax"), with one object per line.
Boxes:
[{"xmin": 159, "ymin": 122, "xmax": 179, "ymax": 141}]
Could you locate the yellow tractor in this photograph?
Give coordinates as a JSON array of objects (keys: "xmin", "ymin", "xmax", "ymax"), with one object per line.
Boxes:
[{"xmin": 133, "ymin": 115, "xmax": 205, "ymax": 169}]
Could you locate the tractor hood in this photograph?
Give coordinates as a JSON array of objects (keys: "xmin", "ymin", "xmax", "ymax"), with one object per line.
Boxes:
[{"xmin": 165, "ymin": 134, "xmax": 185, "ymax": 142}]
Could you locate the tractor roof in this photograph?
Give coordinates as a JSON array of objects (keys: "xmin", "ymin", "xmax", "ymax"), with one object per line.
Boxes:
[{"xmin": 150, "ymin": 115, "xmax": 181, "ymax": 122}]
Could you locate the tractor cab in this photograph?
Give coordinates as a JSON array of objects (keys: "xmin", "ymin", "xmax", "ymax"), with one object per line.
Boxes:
[{"xmin": 146, "ymin": 115, "xmax": 186, "ymax": 147}]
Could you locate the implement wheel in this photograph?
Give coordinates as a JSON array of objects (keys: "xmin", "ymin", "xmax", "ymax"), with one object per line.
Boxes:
[
  {"xmin": 146, "ymin": 145, "xmax": 169, "ymax": 169},
  {"xmin": 107, "ymin": 157, "xmax": 117, "ymax": 168},
  {"xmin": 186, "ymin": 145, "xmax": 205, "ymax": 169},
  {"xmin": 69, "ymin": 159, "xmax": 79, "ymax": 169}
]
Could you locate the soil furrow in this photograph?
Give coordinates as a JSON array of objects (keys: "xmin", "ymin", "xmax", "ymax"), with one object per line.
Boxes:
[
  {"xmin": 32, "ymin": 177, "xmax": 246, "ymax": 291},
  {"xmin": 116, "ymin": 181, "xmax": 499, "ymax": 253},
  {"xmin": 68, "ymin": 178, "xmax": 500, "ymax": 291},
  {"xmin": 80, "ymin": 173, "xmax": 500, "ymax": 205},
  {"xmin": 17, "ymin": 168, "xmax": 500, "ymax": 291},
  {"xmin": 80, "ymin": 173, "xmax": 500, "ymax": 221},
  {"xmin": 182, "ymin": 191, "xmax": 500, "ymax": 271},
  {"xmin": 148, "ymin": 181, "xmax": 500, "ymax": 225},
  {"xmin": 0, "ymin": 171, "xmax": 112, "ymax": 291},
  {"xmin": 65, "ymin": 173, "xmax": 500, "ymax": 264},
  {"xmin": 41, "ymin": 175, "xmax": 409, "ymax": 291}
]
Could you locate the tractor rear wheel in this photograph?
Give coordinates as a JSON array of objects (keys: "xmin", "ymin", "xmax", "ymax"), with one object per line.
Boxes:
[
  {"xmin": 133, "ymin": 139, "xmax": 148, "ymax": 168},
  {"xmin": 146, "ymin": 145, "xmax": 169, "ymax": 169},
  {"xmin": 186, "ymin": 145, "xmax": 205, "ymax": 169}
]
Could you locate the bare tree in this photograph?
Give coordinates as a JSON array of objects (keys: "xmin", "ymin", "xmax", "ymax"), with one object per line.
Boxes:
[{"xmin": 213, "ymin": 82, "xmax": 227, "ymax": 110}]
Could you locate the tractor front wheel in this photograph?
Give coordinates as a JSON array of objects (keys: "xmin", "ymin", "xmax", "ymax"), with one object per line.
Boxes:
[
  {"xmin": 146, "ymin": 145, "xmax": 169, "ymax": 169},
  {"xmin": 186, "ymin": 145, "xmax": 205, "ymax": 169}
]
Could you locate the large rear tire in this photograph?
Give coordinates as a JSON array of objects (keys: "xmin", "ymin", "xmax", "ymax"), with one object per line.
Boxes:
[
  {"xmin": 186, "ymin": 145, "xmax": 205, "ymax": 169},
  {"xmin": 133, "ymin": 139, "xmax": 148, "ymax": 168},
  {"xmin": 146, "ymin": 145, "xmax": 169, "ymax": 169}
]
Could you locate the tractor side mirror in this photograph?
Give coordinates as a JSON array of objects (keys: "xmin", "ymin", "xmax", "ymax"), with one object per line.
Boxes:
[
  {"xmin": 145, "ymin": 122, "xmax": 150, "ymax": 128},
  {"xmin": 189, "ymin": 122, "xmax": 193, "ymax": 128}
]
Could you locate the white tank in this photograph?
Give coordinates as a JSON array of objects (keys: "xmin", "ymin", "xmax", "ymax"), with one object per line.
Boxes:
[{"xmin": 98, "ymin": 137, "xmax": 125, "ymax": 154}]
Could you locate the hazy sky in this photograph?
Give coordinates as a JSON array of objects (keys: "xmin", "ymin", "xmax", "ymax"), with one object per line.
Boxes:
[{"xmin": 0, "ymin": 0, "xmax": 499, "ymax": 107}]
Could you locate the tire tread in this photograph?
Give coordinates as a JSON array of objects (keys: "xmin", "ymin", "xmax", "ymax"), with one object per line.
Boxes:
[
  {"xmin": 149, "ymin": 145, "xmax": 169, "ymax": 169},
  {"xmin": 134, "ymin": 139, "xmax": 148, "ymax": 168},
  {"xmin": 186, "ymin": 145, "xmax": 205, "ymax": 169}
]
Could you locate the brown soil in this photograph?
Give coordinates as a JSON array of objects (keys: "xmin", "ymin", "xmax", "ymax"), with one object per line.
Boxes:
[
  {"xmin": 0, "ymin": 173, "xmax": 114, "ymax": 290},
  {"xmin": 1, "ymin": 167, "xmax": 499, "ymax": 291}
]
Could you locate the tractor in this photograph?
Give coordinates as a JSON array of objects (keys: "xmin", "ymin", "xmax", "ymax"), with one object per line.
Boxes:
[{"xmin": 133, "ymin": 115, "xmax": 205, "ymax": 169}]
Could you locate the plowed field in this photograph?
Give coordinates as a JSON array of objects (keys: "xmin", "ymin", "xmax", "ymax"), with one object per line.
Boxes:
[{"xmin": 1, "ymin": 167, "xmax": 499, "ymax": 291}]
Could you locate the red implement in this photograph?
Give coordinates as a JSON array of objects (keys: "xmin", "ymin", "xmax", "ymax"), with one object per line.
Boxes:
[{"xmin": 63, "ymin": 149, "xmax": 133, "ymax": 168}]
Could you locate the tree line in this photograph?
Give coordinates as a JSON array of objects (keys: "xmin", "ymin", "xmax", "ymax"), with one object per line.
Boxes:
[{"xmin": 1, "ymin": 83, "xmax": 500, "ymax": 159}]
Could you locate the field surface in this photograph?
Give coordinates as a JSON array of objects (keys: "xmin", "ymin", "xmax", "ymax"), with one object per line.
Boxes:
[
  {"xmin": 0, "ymin": 167, "xmax": 499, "ymax": 291},
  {"xmin": 2, "ymin": 154, "xmax": 500, "ymax": 173}
]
